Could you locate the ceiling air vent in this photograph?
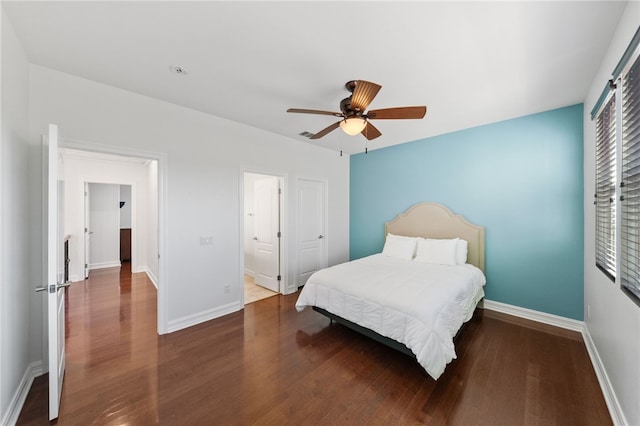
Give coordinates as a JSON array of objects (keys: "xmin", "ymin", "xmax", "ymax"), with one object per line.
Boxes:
[
  {"xmin": 299, "ymin": 131, "xmax": 315, "ymax": 138},
  {"xmin": 169, "ymin": 65, "xmax": 188, "ymax": 76}
]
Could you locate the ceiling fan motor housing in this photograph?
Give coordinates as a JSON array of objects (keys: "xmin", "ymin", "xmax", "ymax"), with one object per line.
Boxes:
[
  {"xmin": 341, "ymin": 80, "xmax": 363, "ymax": 116},
  {"xmin": 344, "ymin": 80, "xmax": 358, "ymax": 93},
  {"xmin": 340, "ymin": 97, "xmax": 354, "ymax": 117}
]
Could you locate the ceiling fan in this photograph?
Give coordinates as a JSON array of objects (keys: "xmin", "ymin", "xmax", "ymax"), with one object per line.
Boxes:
[{"xmin": 287, "ymin": 80, "xmax": 427, "ymax": 141}]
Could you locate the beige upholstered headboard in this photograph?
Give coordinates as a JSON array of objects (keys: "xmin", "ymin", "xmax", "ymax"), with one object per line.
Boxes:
[{"xmin": 384, "ymin": 202, "xmax": 485, "ymax": 272}]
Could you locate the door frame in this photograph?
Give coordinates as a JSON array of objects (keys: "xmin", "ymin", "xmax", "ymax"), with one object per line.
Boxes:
[
  {"xmin": 239, "ymin": 168, "xmax": 288, "ymax": 304},
  {"xmin": 58, "ymin": 138, "xmax": 169, "ymax": 334},
  {"xmin": 295, "ymin": 177, "xmax": 329, "ymax": 287},
  {"xmin": 83, "ymin": 182, "xmax": 90, "ymax": 279},
  {"xmin": 84, "ymin": 182, "xmax": 135, "ymax": 272}
]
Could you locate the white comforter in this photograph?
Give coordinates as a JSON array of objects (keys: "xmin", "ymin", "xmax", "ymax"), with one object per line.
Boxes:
[{"xmin": 295, "ymin": 254, "xmax": 486, "ymax": 379}]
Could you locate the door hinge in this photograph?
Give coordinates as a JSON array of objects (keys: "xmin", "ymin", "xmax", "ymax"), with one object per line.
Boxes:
[
  {"xmin": 278, "ymin": 188, "xmax": 282, "ymax": 195},
  {"xmin": 277, "ymin": 231, "xmax": 281, "ymax": 238},
  {"xmin": 84, "ymin": 227, "xmax": 88, "ymax": 233},
  {"xmin": 277, "ymin": 275, "xmax": 281, "ymax": 281},
  {"xmin": 85, "ymin": 263, "xmax": 88, "ymax": 268}
]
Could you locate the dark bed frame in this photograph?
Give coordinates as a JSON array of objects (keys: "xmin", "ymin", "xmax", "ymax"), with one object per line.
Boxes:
[
  {"xmin": 312, "ymin": 305, "xmax": 478, "ymax": 361},
  {"xmin": 312, "ymin": 306, "xmax": 416, "ymax": 358}
]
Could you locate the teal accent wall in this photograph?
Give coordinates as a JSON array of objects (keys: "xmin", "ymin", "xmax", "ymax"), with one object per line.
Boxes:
[{"xmin": 350, "ymin": 104, "xmax": 584, "ymax": 320}]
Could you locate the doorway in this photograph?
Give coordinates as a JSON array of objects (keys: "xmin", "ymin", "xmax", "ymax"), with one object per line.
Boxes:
[
  {"xmin": 83, "ymin": 183, "xmax": 133, "ymax": 276},
  {"xmin": 243, "ymin": 172, "xmax": 284, "ymax": 304},
  {"xmin": 119, "ymin": 184, "xmax": 132, "ymax": 265},
  {"xmin": 59, "ymin": 144, "xmax": 166, "ymax": 333}
]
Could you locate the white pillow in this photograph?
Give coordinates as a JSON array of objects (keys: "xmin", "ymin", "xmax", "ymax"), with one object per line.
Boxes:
[
  {"xmin": 415, "ymin": 238, "xmax": 458, "ymax": 266},
  {"xmin": 382, "ymin": 234, "xmax": 418, "ymax": 260},
  {"xmin": 456, "ymin": 238, "xmax": 468, "ymax": 265}
]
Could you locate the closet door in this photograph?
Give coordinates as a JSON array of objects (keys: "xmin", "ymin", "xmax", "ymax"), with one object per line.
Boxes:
[{"xmin": 296, "ymin": 178, "xmax": 326, "ymax": 287}]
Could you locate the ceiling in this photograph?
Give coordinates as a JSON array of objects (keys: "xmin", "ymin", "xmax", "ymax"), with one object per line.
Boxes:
[{"xmin": 3, "ymin": 1, "xmax": 628, "ymax": 154}]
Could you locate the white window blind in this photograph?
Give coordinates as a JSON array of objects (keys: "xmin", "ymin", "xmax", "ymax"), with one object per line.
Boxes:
[
  {"xmin": 620, "ymin": 53, "xmax": 640, "ymax": 302},
  {"xmin": 595, "ymin": 94, "xmax": 617, "ymax": 280}
]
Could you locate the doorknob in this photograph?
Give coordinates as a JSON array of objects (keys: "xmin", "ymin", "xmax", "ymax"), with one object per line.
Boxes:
[
  {"xmin": 35, "ymin": 282, "xmax": 72, "ymax": 293},
  {"xmin": 253, "ymin": 236, "xmax": 258, "ymax": 240},
  {"xmin": 318, "ymin": 235, "xmax": 324, "ymax": 239}
]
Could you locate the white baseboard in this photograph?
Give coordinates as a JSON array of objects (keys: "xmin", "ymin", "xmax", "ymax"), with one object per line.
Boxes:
[
  {"xmin": 482, "ymin": 299, "xmax": 584, "ymax": 332},
  {"xmin": 482, "ymin": 299, "xmax": 624, "ymax": 425},
  {"xmin": 167, "ymin": 301, "xmax": 242, "ymax": 333},
  {"xmin": 582, "ymin": 327, "xmax": 627, "ymax": 426},
  {"xmin": 89, "ymin": 260, "xmax": 121, "ymax": 270},
  {"xmin": 2, "ymin": 361, "xmax": 43, "ymax": 426},
  {"xmin": 68, "ymin": 274, "xmax": 84, "ymax": 283},
  {"xmin": 145, "ymin": 268, "xmax": 158, "ymax": 289}
]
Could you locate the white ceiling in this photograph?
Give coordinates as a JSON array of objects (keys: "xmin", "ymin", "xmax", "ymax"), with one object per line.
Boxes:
[{"xmin": 3, "ymin": 1, "xmax": 628, "ymax": 154}]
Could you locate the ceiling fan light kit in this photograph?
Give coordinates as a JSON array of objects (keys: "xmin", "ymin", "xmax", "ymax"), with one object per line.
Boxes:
[
  {"xmin": 287, "ymin": 80, "xmax": 427, "ymax": 149},
  {"xmin": 339, "ymin": 117, "xmax": 367, "ymax": 135}
]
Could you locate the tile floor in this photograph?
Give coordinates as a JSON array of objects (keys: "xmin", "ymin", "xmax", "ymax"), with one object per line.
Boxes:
[{"xmin": 244, "ymin": 274, "xmax": 278, "ymax": 304}]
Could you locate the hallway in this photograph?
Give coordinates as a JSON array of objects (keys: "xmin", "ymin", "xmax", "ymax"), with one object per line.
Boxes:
[{"xmin": 18, "ymin": 264, "xmax": 159, "ymax": 424}]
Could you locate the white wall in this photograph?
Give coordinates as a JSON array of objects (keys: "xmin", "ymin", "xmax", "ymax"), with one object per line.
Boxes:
[
  {"xmin": 0, "ymin": 9, "xmax": 35, "ymax": 425},
  {"xmin": 88, "ymin": 183, "xmax": 120, "ymax": 269},
  {"xmin": 62, "ymin": 153, "xmax": 153, "ymax": 282},
  {"xmin": 583, "ymin": 3, "xmax": 640, "ymax": 425},
  {"xmin": 28, "ymin": 65, "xmax": 350, "ymax": 333},
  {"xmin": 120, "ymin": 184, "xmax": 132, "ymax": 229}
]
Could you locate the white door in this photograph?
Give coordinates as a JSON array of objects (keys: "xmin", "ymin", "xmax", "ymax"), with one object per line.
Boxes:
[
  {"xmin": 84, "ymin": 182, "xmax": 90, "ymax": 279},
  {"xmin": 253, "ymin": 177, "xmax": 280, "ymax": 292},
  {"xmin": 39, "ymin": 124, "xmax": 69, "ymax": 421},
  {"xmin": 296, "ymin": 179, "xmax": 327, "ymax": 287}
]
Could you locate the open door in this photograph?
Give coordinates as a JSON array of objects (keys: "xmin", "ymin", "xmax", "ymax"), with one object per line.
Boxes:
[
  {"xmin": 36, "ymin": 124, "xmax": 70, "ymax": 421},
  {"xmin": 253, "ymin": 176, "xmax": 280, "ymax": 292},
  {"xmin": 84, "ymin": 182, "xmax": 90, "ymax": 279}
]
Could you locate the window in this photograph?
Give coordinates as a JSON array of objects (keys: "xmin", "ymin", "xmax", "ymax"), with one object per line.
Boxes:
[
  {"xmin": 595, "ymin": 95, "xmax": 617, "ymax": 280},
  {"xmin": 620, "ymin": 54, "xmax": 640, "ymax": 303},
  {"xmin": 591, "ymin": 27, "xmax": 640, "ymax": 307}
]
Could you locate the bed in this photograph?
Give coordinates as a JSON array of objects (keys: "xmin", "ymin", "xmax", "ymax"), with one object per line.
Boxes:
[{"xmin": 295, "ymin": 202, "xmax": 486, "ymax": 380}]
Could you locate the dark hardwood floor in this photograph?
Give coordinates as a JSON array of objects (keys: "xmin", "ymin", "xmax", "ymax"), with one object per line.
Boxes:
[{"xmin": 17, "ymin": 265, "xmax": 611, "ymax": 425}]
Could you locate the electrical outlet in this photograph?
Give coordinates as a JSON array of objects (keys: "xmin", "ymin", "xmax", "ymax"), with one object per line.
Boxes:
[{"xmin": 224, "ymin": 284, "xmax": 230, "ymax": 294}]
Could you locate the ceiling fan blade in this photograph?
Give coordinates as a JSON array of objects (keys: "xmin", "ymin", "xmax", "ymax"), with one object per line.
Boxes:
[
  {"xmin": 361, "ymin": 122, "xmax": 382, "ymax": 140},
  {"xmin": 367, "ymin": 106, "xmax": 427, "ymax": 120},
  {"xmin": 310, "ymin": 121, "xmax": 341, "ymax": 139},
  {"xmin": 287, "ymin": 108, "xmax": 343, "ymax": 117},
  {"xmin": 350, "ymin": 80, "xmax": 382, "ymax": 112}
]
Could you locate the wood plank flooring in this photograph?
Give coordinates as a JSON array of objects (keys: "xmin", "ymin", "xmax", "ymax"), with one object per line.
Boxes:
[{"xmin": 17, "ymin": 265, "xmax": 611, "ymax": 425}]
